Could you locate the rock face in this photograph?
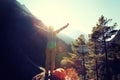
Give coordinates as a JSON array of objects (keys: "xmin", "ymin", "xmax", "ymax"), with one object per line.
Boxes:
[
  {"xmin": 0, "ymin": 1, "xmax": 46, "ymax": 80},
  {"xmin": 0, "ymin": 1, "xmax": 71, "ymax": 80}
]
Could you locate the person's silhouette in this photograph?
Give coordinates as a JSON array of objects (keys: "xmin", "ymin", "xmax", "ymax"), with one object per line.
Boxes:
[{"xmin": 45, "ymin": 23, "xmax": 69, "ymax": 76}]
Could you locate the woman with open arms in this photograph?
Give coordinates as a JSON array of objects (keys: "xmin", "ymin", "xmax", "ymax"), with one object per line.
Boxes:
[{"xmin": 45, "ymin": 23, "xmax": 69, "ymax": 76}]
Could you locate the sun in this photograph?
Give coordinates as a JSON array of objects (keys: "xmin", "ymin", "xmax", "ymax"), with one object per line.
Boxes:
[
  {"xmin": 33, "ymin": 7, "xmax": 70, "ymax": 30},
  {"xmin": 24, "ymin": 1, "xmax": 72, "ymax": 31}
]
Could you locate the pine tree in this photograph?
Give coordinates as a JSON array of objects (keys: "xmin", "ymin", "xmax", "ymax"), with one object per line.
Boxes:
[{"xmin": 89, "ymin": 15, "xmax": 118, "ymax": 80}]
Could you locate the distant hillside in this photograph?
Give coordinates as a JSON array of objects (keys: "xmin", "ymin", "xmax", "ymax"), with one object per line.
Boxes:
[
  {"xmin": 58, "ymin": 31, "xmax": 88, "ymax": 44},
  {"xmin": 58, "ymin": 33, "xmax": 74, "ymax": 44}
]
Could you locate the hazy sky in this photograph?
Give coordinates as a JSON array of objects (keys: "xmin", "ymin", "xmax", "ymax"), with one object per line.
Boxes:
[{"xmin": 17, "ymin": 0, "xmax": 120, "ymax": 39}]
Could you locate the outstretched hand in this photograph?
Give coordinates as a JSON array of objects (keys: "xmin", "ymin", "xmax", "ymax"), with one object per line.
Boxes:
[{"xmin": 66, "ymin": 23, "xmax": 69, "ymax": 26}]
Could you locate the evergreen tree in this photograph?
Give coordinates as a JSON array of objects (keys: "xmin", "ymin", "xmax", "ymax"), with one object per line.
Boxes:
[{"xmin": 89, "ymin": 15, "xmax": 118, "ymax": 80}]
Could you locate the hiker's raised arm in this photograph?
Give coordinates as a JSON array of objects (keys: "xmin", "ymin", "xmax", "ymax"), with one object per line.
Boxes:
[{"xmin": 55, "ymin": 23, "xmax": 69, "ymax": 33}]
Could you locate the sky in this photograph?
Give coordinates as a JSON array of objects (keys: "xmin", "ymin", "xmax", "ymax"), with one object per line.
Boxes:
[{"xmin": 17, "ymin": 0, "xmax": 120, "ymax": 39}]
